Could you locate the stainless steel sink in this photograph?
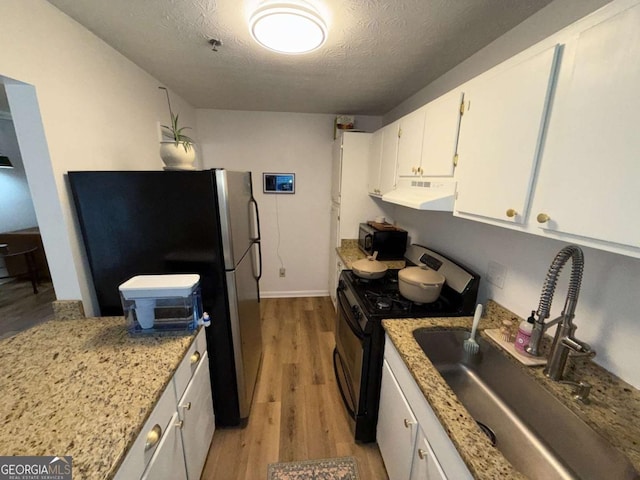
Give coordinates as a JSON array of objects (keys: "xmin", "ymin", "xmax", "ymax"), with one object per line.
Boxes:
[{"xmin": 412, "ymin": 329, "xmax": 639, "ymax": 480}]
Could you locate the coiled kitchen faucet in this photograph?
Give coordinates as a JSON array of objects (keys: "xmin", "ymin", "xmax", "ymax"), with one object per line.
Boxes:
[{"xmin": 526, "ymin": 245, "xmax": 595, "ymax": 390}]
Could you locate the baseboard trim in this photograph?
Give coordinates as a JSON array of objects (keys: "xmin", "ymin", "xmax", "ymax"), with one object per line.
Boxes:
[{"xmin": 260, "ymin": 290, "xmax": 329, "ymax": 298}]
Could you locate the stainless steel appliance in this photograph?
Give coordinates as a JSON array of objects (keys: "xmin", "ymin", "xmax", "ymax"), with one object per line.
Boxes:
[
  {"xmin": 333, "ymin": 244, "xmax": 479, "ymax": 442},
  {"xmin": 69, "ymin": 169, "xmax": 262, "ymax": 427},
  {"xmin": 358, "ymin": 223, "xmax": 408, "ymax": 260}
]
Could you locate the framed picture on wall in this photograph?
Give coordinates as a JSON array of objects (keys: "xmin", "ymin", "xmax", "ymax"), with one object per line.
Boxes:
[{"xmin": 263, "ymin": 173, "xmax": 295, "ymax": 194}]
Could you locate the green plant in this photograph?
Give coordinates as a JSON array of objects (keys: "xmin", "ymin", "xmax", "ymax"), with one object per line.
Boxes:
[{"xmin": 159, "ymin": 86, "xmax": 194, "ymax": 152}]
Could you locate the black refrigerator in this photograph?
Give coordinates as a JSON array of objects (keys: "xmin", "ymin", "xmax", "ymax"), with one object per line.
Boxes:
[{"xmin": 68, "ymin": 169, "xmax": 263, "ymax": 427}]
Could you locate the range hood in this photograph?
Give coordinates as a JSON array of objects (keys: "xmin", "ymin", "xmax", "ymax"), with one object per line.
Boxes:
[{"xmin": 382, "ymin": 179, "xmax": 456, "ymax": 211}]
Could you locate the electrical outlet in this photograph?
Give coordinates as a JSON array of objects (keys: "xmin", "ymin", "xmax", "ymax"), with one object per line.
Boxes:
[
  {"xmin": 487, "ymin": 261, "xmax": 507, "ymax": 288},
  {"xmin": 279, "ymin": 267, "xmax": 286, "ymax": 278}
]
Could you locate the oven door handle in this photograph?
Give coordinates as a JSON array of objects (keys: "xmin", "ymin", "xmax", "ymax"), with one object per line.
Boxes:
[
  {"xmin": 333, "ymin": 347, "xmax": 356, "ymax": 420},
  {"xmin": 338, "ymin": 294, "xmax": 366, "ymax": 341}
]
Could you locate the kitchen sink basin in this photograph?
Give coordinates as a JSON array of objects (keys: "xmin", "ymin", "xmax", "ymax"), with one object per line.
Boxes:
[{"xmin": 412, "ymin": 329, "xmax": 639, "ymax": 480}]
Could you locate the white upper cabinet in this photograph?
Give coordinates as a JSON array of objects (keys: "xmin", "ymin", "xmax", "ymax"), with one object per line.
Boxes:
[
  {"xmin": 396, "ymin": 90, "xmax": 463, "ymax": 179},
  {"xmin": 532, "ymin": 3, "xmax": 640, "ymax": 250},
  {"xmin": 397, "ymin": 107, "xmax": 427, "ymax": 177},
  {"xmin": 368, "ymin": 128, "xmax": 384, "ymax": 196},
  {"xmin": 378, "ymin": 121, "xmax": 400, "ymax": 195},
  {"xmin": 421, "ymin": 90, "xmax": 463, "ymax": 177},
  {"xmin": 454, "ymin": 44, "xmax": 560, "ymax": 224},
  {"xmin": 331, "ymin": 135, "xmax": 343, "ymax": 203}
]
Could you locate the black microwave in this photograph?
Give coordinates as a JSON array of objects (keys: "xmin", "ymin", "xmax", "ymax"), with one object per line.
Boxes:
[{"xmin": 358, "ymin": 223, "xmax": 408, "ymax": 260}]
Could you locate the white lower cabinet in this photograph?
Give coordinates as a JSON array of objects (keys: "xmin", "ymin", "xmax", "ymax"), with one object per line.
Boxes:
[
  {"xmin": 116, "ymin": 328, "xmax": 214, "ymax": 480},
  {"xmin": 410, "ymin": 427, "xmax": 447, "ymax": 480},
  {"xmin": 378, "ymin": 335, "xmax": 472, "ymax": 480},
  {"xmin": 329, "ymin": 254, "xmax": 345, "ymax": 310},
  {"xmin": 378, "ymin": 359, "xmax": 418, "ymax": 480},
  {"xmin": 142, "ymin": 412, "xmax": 188, "ymax": 480},
  {"xmin": 179, "ymin": 351, "xmax": 215, "ymax": 480}
]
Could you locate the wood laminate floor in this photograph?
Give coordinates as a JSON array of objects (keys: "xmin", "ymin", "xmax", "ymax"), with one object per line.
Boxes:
[
  {"xmin": 201, "ymin": 296, "xmax": 389, "ymax": 480},
  {"xmin": 0, "ymin": 279, "xmax": 55, "ymax": 341}
]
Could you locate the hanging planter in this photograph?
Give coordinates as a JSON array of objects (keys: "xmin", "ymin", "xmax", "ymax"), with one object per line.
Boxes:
[{"xmin": 159, "ymin": 86, "xmax": 196, "ymax": 171}]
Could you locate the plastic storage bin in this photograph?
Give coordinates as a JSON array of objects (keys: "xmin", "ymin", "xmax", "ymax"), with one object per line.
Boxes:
[{"xmin": 119, "ymin": 274, "xmax": 202, "ymax": 334}]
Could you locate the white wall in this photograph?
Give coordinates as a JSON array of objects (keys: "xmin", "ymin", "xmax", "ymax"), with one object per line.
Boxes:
[
  {"xmin": 0, "ymin": 0, "xmax": 197, "ymax": 315},
  {"xmin": 0, "ymin": 114, "xmax": 38, "ymax": 232},
  {"xmin": 196, "ymin": 110, "xmax": 381, "ymax": 297},
  {"xmin": 382, "ymin": 0, "xmax": 640, "ymax": 388}
]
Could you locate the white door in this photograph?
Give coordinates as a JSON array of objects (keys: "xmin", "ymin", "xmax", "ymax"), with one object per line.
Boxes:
[
  {"xmin": 454, "ymin": 45, "xmax": 560, "ymax": 224},
  {"xmin": 141, "ymin": 412, "xmax": 188, "ymax": 480},
  {"xmin": 368, "ymin": 129, "xmax": 384, "ymax": 195},
  {"xmin": 532, "ymin": 4, "xmax": 640, "ymax": 249},
  {"xmin": 379, "ymin": 122, "xmax": 400, "ymax": 195},
  {"xmin": 377, "ymin": 359, "xmax": 418, "ymax": 480},
  {"xmin": 179, "ymin": 351, "xmax": 215, "ymax": 480},
  {"xmin": 409, "ymin": 427, "xmax": 447, "ymax": 480},
  {"xmin": 397, "ymin": 107, "xmax": 426, "ymax": 177},
  {"xmin": 331, "ymin": 134, "xmax": 343, "ymax": 203},
  {"xmin": 422, "ymin": 90, "xmax": 463, "ymax": 177}
]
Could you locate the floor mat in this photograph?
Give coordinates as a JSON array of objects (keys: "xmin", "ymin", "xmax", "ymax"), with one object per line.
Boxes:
[{"xmin": 267, "ymin": 456, "xmax": 359, "ymax": 480}]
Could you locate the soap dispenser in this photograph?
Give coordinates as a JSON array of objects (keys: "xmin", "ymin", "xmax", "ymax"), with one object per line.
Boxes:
[{"xmin": 514, "ymin": 311, "xmax": 535, "ymax": 353}]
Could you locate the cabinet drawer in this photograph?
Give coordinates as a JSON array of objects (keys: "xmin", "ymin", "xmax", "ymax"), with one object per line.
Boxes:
[
  {"xmin": 173, "ymin": 327, "xmax": 207, "ymax": 401},
  {"xmin": 113, "ymin": 380, "xmax": 177, "ymax": 480}
]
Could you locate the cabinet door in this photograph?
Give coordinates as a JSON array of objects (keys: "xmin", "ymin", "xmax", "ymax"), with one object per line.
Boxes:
[
  {"xmin": 113, "ymin": 379, "xmax": 178, "ymax": 480},
  {"xmin": 379, "ymin": 121, "xmax": 400, "ymax": 195},
  {"xmin": 454, "ymin": 45, "xmax": 559, "ymax": 224},
  {"xmin": 179, "ymin": 351, "xmax": 215, "ymax": 480},
  {"xmin": 410, "ymin": 427, "xmax": 447, "ymax": 480},
  {"xmin": 397, "ymin": 108, "xmax": 426, "ymax": 177},
  {"xmin": 331, "ymin": 134, "xmax": 344, "ymax": 204},
  {"xmin": 421, "ymin": 90, "xmax": 463, "ymax": 177},
  {"xmin": 377, "ymin": 359, "xmax": 418, "ymax": 480},
  {"xmin": 141, "ymin": 411, "xmax": 188, "ymax": 480},
  {"xmin": 330, "ymin": 256, "xmax": 344, "ymax": 310},
  {"xmin": 533, "ymin": 4, "xmax": 640, "ymax": 249},
  {"xmin": 368, "ymin": 129, "xmax": 384, "ymax": 195}
]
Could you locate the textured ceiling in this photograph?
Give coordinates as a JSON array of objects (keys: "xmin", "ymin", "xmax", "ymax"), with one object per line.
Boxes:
[{"xmin": 46, "ymin": 0, "xmax": 553, "ymax": 115}]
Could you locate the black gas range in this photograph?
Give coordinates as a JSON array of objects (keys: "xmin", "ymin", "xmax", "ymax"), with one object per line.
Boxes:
[
  {"xmin": 341, "ymin": 269, "xmax": 473, "ymax": 321},
  {"xmin": 333, "ymin": 244, "xmax": 480, "ymax": 442}
]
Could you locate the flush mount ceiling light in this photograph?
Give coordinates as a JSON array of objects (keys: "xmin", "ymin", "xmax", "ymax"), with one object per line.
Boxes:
[{"xmin": 249, "ymin": 1, "xmax": 327, "ymax": 54}]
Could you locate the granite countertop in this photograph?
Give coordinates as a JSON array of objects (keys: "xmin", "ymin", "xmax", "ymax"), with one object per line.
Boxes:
[
  {"xmin": 337, "ymin": 239, "xmax": 406, "ymax": 269},
  {"xmin": 383, "ymin": 300, "xmax": 640, "ymax": 479},
  {"xmin": 0, "ymin": 317, "xmax": 197, "ymax": 479}
]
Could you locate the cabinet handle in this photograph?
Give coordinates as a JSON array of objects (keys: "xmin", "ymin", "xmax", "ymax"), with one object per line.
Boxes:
[
  {"xmin": 418, "ymin": 448, "xmax": 426, "ymax": 460},
  {"xmin": 190, "ymin": 351, "xmax": 201, "ymax": 364},
  {"xmin": 418, "ymin": 167, "xmax": 423, "ymax": 175},
  {"xmin": 145, "ymin": 424, "xmax": 162, "ymax": 451},
  {"xmin": 181, "ymin": 402, "xmax": 192, "ymax": 411},
  {"xmin": 403, "ymin": 418, "xmax": 413, "ymax": 428},
  {"xmin": 175, "ymin": 420, "xmax": 184, "ymax": 430},
  {"xmin": 537, "ymin": 213, "xmax": 550, "ymax": 224},
  {"xmin": 506, "ymin": 208, "xmax": 517, "ymax": 218}
]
